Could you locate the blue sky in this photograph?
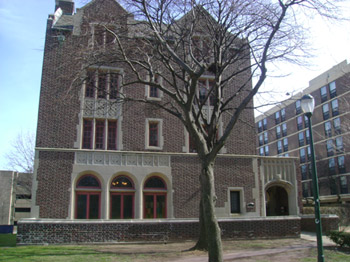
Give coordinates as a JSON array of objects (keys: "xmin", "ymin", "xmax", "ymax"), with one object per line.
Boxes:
[{"xmin": 0, "ymin": 0, "xmax": 350, "ymax": 170}]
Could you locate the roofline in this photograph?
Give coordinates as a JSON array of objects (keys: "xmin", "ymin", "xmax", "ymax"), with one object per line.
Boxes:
[{"xmin": 255, "ymin": 60, "xmax": 350, "ymax": 122}]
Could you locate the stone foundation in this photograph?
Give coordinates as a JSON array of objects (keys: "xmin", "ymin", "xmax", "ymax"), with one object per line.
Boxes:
[{"xmin": 17, "ymin": 217, "xmax": 301, "ymax": 245}]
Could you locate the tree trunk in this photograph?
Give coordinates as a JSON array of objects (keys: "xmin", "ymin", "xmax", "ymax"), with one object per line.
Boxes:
[
  {"xmin": 189, "ymin": 199, "xmax": 208, "ymax": 251},
  {"xmin": 200, "ymin": 160, "xmax": 223, "ymax": 262}
]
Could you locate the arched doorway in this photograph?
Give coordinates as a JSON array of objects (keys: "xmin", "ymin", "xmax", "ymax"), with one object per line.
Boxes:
[{"xmin": 266, "ymin": 186, "xmax": 289, "ymax": 216}]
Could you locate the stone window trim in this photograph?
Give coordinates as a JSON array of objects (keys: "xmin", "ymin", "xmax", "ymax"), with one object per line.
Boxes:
[
  {"xmin": 145, "ymin": 74, "xmax": 163, "ymax": 101},
  {"xmin": 89, "ymin": 23, "xmax": 120, "ymax": 49},
  {"xmin": 145, "ymin": 118, "xmax": 163, "ymax": 150},
  {"xmin": 227, "ymin": 187, "xmax": 245, "ymax": 215},
  {"xmin": 81, "ymin": 118, "xmax": 120, "ymax": 151},
  {"xmin": 182, "ymin": 121, "xmax": 226, "ymax": 154},
  {"xmin": 83, "ymin": 66, "xmax": 123, "ymax": 101},
  {"xmin": 197, "ymin": 75, "xmax": 216, "ymax": 107}
]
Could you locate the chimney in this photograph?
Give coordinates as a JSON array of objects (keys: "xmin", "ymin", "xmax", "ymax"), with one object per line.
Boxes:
[{"xmin": 55, "ymin": 0, "xmax": 75, "ymax": 15}]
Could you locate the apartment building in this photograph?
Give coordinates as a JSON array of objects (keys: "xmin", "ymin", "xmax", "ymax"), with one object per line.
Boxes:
[{"xmin": 256, "ymin": 60, "xmax": 350, "ymax": 204}]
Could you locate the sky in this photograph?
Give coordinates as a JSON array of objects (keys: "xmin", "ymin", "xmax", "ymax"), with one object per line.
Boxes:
[{"xmin": 0, "ymin": 0, "xmax": 350, "ymax": 170}]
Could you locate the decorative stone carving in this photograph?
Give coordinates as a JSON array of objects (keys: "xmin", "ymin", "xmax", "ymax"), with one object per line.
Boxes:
[{"xmin": 75, "ymin": 152, "xmax": 171, "ymax": 167}]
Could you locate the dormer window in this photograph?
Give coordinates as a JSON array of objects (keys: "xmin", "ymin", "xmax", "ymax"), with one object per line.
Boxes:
[{"xmin": 91, "ymin": 24, "xmax": 117, "ymax": 48}]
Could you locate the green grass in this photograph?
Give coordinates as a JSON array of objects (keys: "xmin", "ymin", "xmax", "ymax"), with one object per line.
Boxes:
[
  {"xmin": 0, "ymin": 245, "xmax": 144, "ymax": 262},
  {"xmin": 0, "ymin": 234, "xmax": 16, "ymax": 247},
  {"xmin": 302, "ymin": 248, "xmax": 350, "ymax": 262}
]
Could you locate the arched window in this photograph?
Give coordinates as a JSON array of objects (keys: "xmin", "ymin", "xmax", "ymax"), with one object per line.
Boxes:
[
  {"xmin": 75, "ymin": 175, "xmax": 101, "ymax": 219},
  {"xmin": 110, "ymin": 176, "xmax": 135, "ymax": 219},
  {"xmin": 143, "ymin": 176, "xmax": 167, "ymax": 219}
]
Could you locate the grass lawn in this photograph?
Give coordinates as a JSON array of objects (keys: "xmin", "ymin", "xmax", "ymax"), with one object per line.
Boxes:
[
  {"xmin": 0, "ymin": 234, "xmax": 16, "ymax": 247},
  {"xmin": 0, "ymin": 235, "xmax": 350, "ymax": 262}
]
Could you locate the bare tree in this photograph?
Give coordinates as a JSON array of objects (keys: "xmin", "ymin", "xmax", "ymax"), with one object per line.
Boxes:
[
  {"xmin": 71, "ymin": 1, "xmax": 343, "ymax": 261},
  {"xmin": 5, "ymin": 131, "xmax": 35, "ymax": 173}
]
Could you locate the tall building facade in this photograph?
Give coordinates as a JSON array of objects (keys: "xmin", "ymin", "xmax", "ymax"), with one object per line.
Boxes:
[
  {"xmin": 31, "ymin": 0, "xmax": 301, "ymax": 221},
  {"xmin": 0, "ymin": 171, "xmax": 32, "ymax": 226},
  {"xmin": 256, "ymin": 60, "xmax": 350, "ymax": 205}
]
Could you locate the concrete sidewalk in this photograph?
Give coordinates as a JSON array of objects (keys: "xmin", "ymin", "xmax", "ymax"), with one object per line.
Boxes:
[{"xmin": 301, "ymin": 231, "xmax": 335, "ymax": 246}]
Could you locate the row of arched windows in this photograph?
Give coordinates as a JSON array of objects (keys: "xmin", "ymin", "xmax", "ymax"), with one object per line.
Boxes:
[{"xmin": 75, "ymin": 174, "xmax": 167, "ymax": 219}]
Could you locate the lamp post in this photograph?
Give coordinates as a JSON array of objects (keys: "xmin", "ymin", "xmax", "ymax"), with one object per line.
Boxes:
[{"xmin": 300, "ymin": 94, "xmax": 324, "ymax": 262}]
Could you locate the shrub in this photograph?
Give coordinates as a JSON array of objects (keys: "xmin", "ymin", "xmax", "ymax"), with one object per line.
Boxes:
[{"xmin": 328, "ymin": 230, "xmax": 350, "ymax": 247}]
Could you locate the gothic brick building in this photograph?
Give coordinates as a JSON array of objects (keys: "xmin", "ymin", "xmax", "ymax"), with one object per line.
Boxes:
[{"xmin": 31, "ymin": 0, "xmax": 301, "ymax": 224}]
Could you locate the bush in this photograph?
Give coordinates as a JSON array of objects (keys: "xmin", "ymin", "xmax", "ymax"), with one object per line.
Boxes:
[{"xmin": 328, "ymin": 230, "xmax": 350, "ymax": 247}]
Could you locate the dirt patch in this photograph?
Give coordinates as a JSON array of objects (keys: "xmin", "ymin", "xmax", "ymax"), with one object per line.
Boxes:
[{"xmin": 90, "ymin": 238, "xmax": 338, "ymax": 261}]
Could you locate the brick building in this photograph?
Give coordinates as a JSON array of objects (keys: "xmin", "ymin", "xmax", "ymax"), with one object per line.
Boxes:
[
  {"xmin": 256, "ymin": 60, "xmax": 350, "ymax": 205},
  {"xmin": 31, "ymin": 0, "xmax": 301, "ymax": 225}
]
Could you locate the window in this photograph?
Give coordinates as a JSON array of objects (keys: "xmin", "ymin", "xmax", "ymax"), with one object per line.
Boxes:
[
  {"xmin": 329, "ymin": 81, "xmax": 337, "ymax": 98},
  {"xmin": 329, "ymin": 158, "xmax": 336, "ymax": 175},
  {"xmin": 75, "ymin": 175, "xmax": 101, "ymax": 219},
  {"xmin": 263, "ymin": 118, "xmax": 267, "ymax": 130},
  {"xmin": 92, "ymin": 24, "xmax": 117, "ymax": 48},
  {"xmin": 16, "ymin": 194, "xmax": 31, "ymax": 200},
  {"xmin": 298, "ymin": 132, "xmax": 304, "ymax": 147},
  {"xmin": 95, "ymin": 120, "xmax": 105, "ymax": 149},
  {"xmin": 149, "ymin": 123, "xmax": 159, "ymax": 146},
  {"xmin": 282, "ymin": 123, "xmax": 287, "ymax": 137},
  {"xmin": 259, "ymin": 147, "xmax": 264, "ymax": 156},
  {"xmin": 300, "ymin": 148, "xmax": 306, "ymax": 163},
  {"xmin": 85, "ymin": 69, "xmax": 120, "ymax": 100},
  {"xmin": 264, "ymin": 145, "xmax": 269, "ymax": 156},
  {"xmin": 296, "ymin": 100, "xmax": 301, "ymax": 115},
  {"xmin": 143, "ymin": 177, "xmax": 167, "ymax": 218},
  {"xmin": 305, "ymin": 130, "xmax": 310, "ymax": 144},
  {"xmin": 307, "ymin": 146, "xmax": 311, "ymax": 161},
  {"xmin": 15, "ymin": 208, "xmax": 31, "ymax": 213},
  {"xmin": 263, "ymin": 132, "xmax": 268, "ymax": 144},
  {"xmin": 326, "ymin": 139, "xmax": 334, "ymax": 157},
  {"xmin": 333, "ymin": 118, "xmax": 341, "ymax": 134},
  {"xmin": 107, "ymin": 120, "xmax": 118, "ymax": 150},
  {"xmin": 320, "ymin": 86, "xmax": 327, "ymax": 102},
  {"xmin": 335, "ymin": 136, "xmax": 343, "ymax": 153},
  {"xmin": 322, "ymin": 104, "xmax": 329, "ymax": 120},
  {"xmin": 331, "ymin": 99, "xmax": 339, "ymax": 116},
  {"xmin": 82, "ymin": 119, "xmax": 93, "ymax": 149},
  {"xmin": 275, "ymin": 111, "xmax": 280, "ymax": 124},
  {"xmin": 340, "ymin": 176, "xmax": 348, "ymax": 194},
  {"xmin": 297, "ymin": 116, "xmax": 303, "ymax": 130},
  {"xmin": 302, "ymin": 183, "xmax": 309, "ymax": 198},
  {"xmin": 110, "ymin": 176, "xmax": 135, "ymax": 219},
  {"xmin": 283, "ymin": 138, "xmax": 288, "ymax": 152},
  {"xmin": 330, "ymin": 178, "xmax": 337, "ymax": 195},
  {"xmin": 146, "ymin": 119, "xmax": 163, "ymax": 149},
  {"xmin": 301, "ymin": 165, "xmax": 308, "ymax": 180},
  {"xmin": 324, "ymin": 121, "xmax": 332, "ymax": 137},
  {"xmin": 146, "ymin": 74, "xmax": 162, "ymax": 100},
  {"xmin": 258, "ymin": 121, "xmax": 263, "ymax": 133},
  {"xmin": 276, "ymin": 126, "xmax": 281, "ymax": 139},
  {"xmin": 258, "ymin": 134, "xmax": 263, "ymax": 146},
  {"xmin": 230, "ymin": 191, "xmax": 241, "ymax": 213},
  {"xmin": 198, "ymin": 78, "xmax": 216, "ymax": 106},
  {"xmin": 82, "ymin": 119, "xmax": 118, "ymax": 150},
  {"xmin": 277, "ymin": 140, "xmax": 282, "ymax": 154},
  {"xmin": 281, "ymin": 108, "xmax": 286, "ymax": 122},
  {"xmin": 338, "ymin": 156, "xmax": 346, "ymax": 174},
  {"xmin": 304, "ymin": 115, "xmax": 309, "ymax": 128}
]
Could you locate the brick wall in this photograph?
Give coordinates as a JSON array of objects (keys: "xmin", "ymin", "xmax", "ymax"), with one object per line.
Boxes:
[
  {"xmin": 300, "ymin": 214, "xmax": 339, "ymax": 233},
  {"xmin": 17, "ymin": 217, "xmax": 300, "ymax": 245},
  {"xmin": 35, "ymin": 151, "xmax": 74, "ymax": 218}
]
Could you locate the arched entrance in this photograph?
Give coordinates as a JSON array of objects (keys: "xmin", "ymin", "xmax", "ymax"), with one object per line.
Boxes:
[{"xmin": 266, "ymin": 186, "xmax": 289, "ymax": 216}]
